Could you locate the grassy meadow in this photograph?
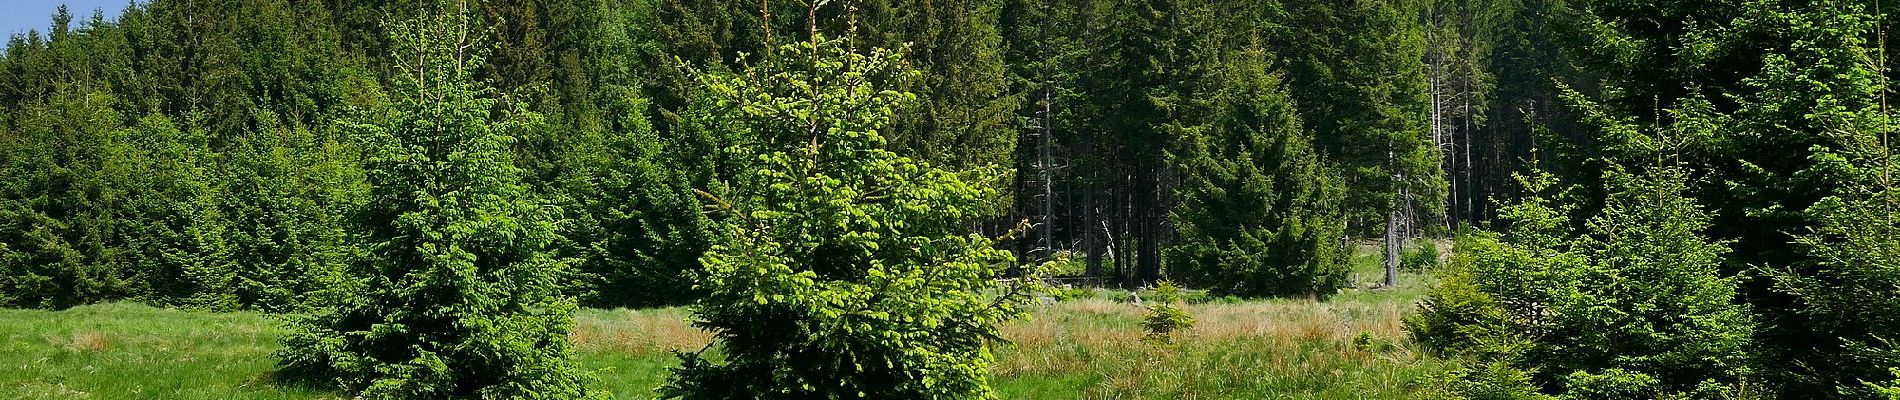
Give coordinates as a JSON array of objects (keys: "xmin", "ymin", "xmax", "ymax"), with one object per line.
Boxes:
[{"xmin": 1, "ymin": 248, "xmax": 1443, "ymax": 399}]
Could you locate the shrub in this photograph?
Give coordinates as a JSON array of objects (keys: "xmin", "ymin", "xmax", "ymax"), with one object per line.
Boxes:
[
  {"xmin": 1562, "ymin": 369, "xmax": 1660, "ymax": 400},
  {"xmin": 1402, "ymin": 239, "xmax": 1443, "ymax": 272},
  {"xmin": 1042, "ymin": 250, "xmax": 1090, "ymax": 277},
  {"xmin": 1414, "ymin": 360, "xmax": 1552, "ymax": 400}
]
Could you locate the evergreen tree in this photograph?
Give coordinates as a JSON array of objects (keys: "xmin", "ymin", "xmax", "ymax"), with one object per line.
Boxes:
[
  {"xmin": 562, "ymin": 91, "xmax": 716, "ymax": 308},
  {"xmin": 274, "ymin": 2, "xmax": 591, "ymax": 398},
  {"xmin": 1409, "ymin": 163, "xmax": 1758, "ymax": 398},
  {"xmin": 1271, "ymin": 0, "xmax": 1444, "ymax": 287},
  {"xmin": 1164, "ymin": 40, "xmax": 1348, "ymax": 299},
  {"xmin": 1771, "ymin": 5, "xmax": 1900, "ymax": 394},
  {"xmin": 1553, "ymin": 2, "xmax": 1899, "ymax": 395},
  {"xmin": 118, "ymin": 115, "xmax": 237, "ymax": 309},
  {"xmin": 660, "ymin": 19, "xmax": 1031, "ymax": 399},
  {"xmin": 859, "ymin": 0, "xmax": 1021, "ymax": 189},
  {"xmin": 0, "ymin": 90, "xmax": 138, "ymax": 309},
  {"xmin": 217, "ymin": 127, "xmax": 365, "ymax": 312}
]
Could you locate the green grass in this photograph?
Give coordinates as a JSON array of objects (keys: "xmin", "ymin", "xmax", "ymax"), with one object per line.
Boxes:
[
  {"xmin": 1, "ymin": 246, "xmax": 1447, "ymax": 399},
  {"xmin": 0, "ymin": 303, "xmax": 336, "ymax": 400},
  {"xmin": 2, "ymin": 297, "xmax": 1444, "ymax": 399}
]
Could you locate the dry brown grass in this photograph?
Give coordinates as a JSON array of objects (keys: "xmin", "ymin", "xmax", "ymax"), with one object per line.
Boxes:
[
  {"xmin": 1005, "ymin": 297, "xmax": 1411, "ymax": 345},
  {"xmin": 991, "ymin": 295, "xmax": 1421, "ymax": 376},
  {"xmin": 567, "ymin": 295, "xmax": 1416, "ymax": 355},
  {"xmin": 47, "ymin": 331, "xmax": 110, "ymax": 353},
  {"xmin": 570, "ymin": 307, "xmax": 713, "ymax": 357}
]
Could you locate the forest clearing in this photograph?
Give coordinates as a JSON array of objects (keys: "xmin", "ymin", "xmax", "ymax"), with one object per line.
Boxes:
[
  {"xmin": 4, "ymin": 253, "xmax": 1443, "ymax": 399},
  {"xmin": 3, "ymin": 0, "xmax": 1899, "ymax": 398}
]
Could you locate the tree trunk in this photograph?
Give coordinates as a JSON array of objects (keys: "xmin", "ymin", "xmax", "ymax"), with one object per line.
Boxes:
[
  {"xmin": 1085, "ymin": 177, "xmax": 1103, "ymax": 277},
  {"xmin": 1384, "ymin": 205, "xmax": 1400, "ymax": 288},
  {"xmin": 1136, "ymin": 164, "xmax": 1162, "ymax": 285}
]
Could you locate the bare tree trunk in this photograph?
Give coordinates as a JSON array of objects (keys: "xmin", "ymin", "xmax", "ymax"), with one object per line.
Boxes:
[
  {"xmin": 1384, "ymin": 202, "xmax": 1401, "ymax": 288},
  {"xmin": 1085, "ymin": 176, "xmax": 1103, "ymax": 277},
  {"xmin": 1462, "ymin": 69, "xmax": 1474, "ymax": 228},
  {"xmin": 1039, "ymin": 84, "xmax": 1055, "ymax": 262}
]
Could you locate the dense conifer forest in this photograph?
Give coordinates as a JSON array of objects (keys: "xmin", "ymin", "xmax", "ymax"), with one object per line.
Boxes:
[{"xmin": 0, "ymin": 0, "xmax": 1897, "ymax": 398}]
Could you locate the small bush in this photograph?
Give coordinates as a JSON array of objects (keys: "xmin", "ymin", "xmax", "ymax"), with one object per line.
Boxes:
[
  {"xmin": 1142, "ymin": 281, "xmax": 1195, "ymax": 345},
  {"xmin": 1042, "ymin": 251, "xmax": 1091, "ymax": 277},
  {"xmin": 1402, "ymin": 240, "xmax": 1443, "ymax": 272},
  {"xmin": 1562, "ymin": 369, "xmax": 1660, "ymax": 400},
  {"xmin": 1048, "ymin": 285, "xmax": 1096, "ymax": 302},
  {"xmin": 1352, "ymin": 331, "xmax": 1397, "ymax": 353}
]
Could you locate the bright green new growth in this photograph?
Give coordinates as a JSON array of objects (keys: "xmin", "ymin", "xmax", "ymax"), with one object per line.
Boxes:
[
  {"xmin": 1141, "ymin": 280, "xmax": 1194, "ymax": 345},
  {"xmin": 1762, "ymin": 3, "xmax": 1900, "ymax": 396},
  {"xmin": 274, "ymin": 2, "xmax": 592, "ymax": 398},
  {"xmin": 659, "ymin": 29, "xmax": 1031, "ymax": 399},
  {"xmin": 1875, "ymin": 369, "xmax": 1900, "ymax": 399}
]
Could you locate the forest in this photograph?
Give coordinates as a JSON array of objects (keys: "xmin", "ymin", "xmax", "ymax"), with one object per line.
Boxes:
[{"xmin": 0, "ymin": 0, "xmax": 1897, "ymax": 399}]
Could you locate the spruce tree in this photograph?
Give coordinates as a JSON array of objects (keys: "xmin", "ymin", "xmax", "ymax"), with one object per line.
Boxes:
[
  {"xmin": 119, "ymin": 115, "xmax": 237, "ymax": 309},
  {"xmin": 1553, "ymin": 2, "xmax": 1899, "ymax": 395},
  {"xmin": 0, "ymin": 90, "xmax": 138, "ymax": 309},
  {"xmin": 1271, "ymin": 0, "xmax": 1444, "ymax": 287},
  {"xmin": 274, "ymin": 2, "xmax": 591, "ymax": 398},
  {"xmin": 218, "ymin": 127, "xmax": 364, "ymax": 312},
  {"xmin": 1878, "ymin": 370, "xmax": 1900, "ymax": 399},
  {"xmin": 562, "ymin": 92, "xmax": 716, "ymax": 308},
  {"xmin": 1409, "ymin": 161, "xmax": 1757, "ymax": 398},
  {"xmin": 660, "ymin": 17, "xmax": 1031, "ymax": 399},
  {"xmin": 1165, "ymin": 44, "xmax": 1348, "ymax": 299},
  {"xmin": 1773, "ymin": 5, "xmax": 1900, "ymax": 393}
]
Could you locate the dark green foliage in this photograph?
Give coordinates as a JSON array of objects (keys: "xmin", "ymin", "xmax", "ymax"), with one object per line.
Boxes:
[
  {"xmin": 0, "ymin": 91, "xmax": 139, "ymax": 309},
  {"xmin": 862, "ymin": 0, "xmax": 1021, "ymax": 189},
  {"xmin": 660, "ymin": 28, "xmax": 1030, "ymax": 399},
  {"xmin": 1163, "ymin": 37, "xmax": 1349, "ymax": 298},
  {"xmin": 215, "ymin": 128, "xmax": 364, "ymax": 312},
  {"xmin": 274, "ymin": 4, "xmax": 591, "ymax": 398},
  {"xmin": 1550, "ymin": 2, "xmax": 1898, "ymax": 396},
  {"xmin": 1408, "ymin": 165, "xmax": 1757, "ymax": 399},
  {"xmin": 116, "ymin": 116, "xmax": 235, "ymax": 310},
  {"xmin": 0, "ymin": 0, "xmax": 375, "ymax": 311},
  {"xmin": 1753, "ymin": 4, "xmax": 1900, "ymax": 396},
  {"xmin": 1772, "ymin": 27, "xmax": 1900, "ymax": 394},
  {"xmin": 1272, "ymin": 0, "xmax": 1444, "ymax": 233},
  {"xmin": 561, "ymin": 92, "xmax": 717, "ymax": 309}
]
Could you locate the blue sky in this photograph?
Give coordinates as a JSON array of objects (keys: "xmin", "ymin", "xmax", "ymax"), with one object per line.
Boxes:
[{"xmin": 3, "ymin": 0, "xmax": 128, "ymax": 41}]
